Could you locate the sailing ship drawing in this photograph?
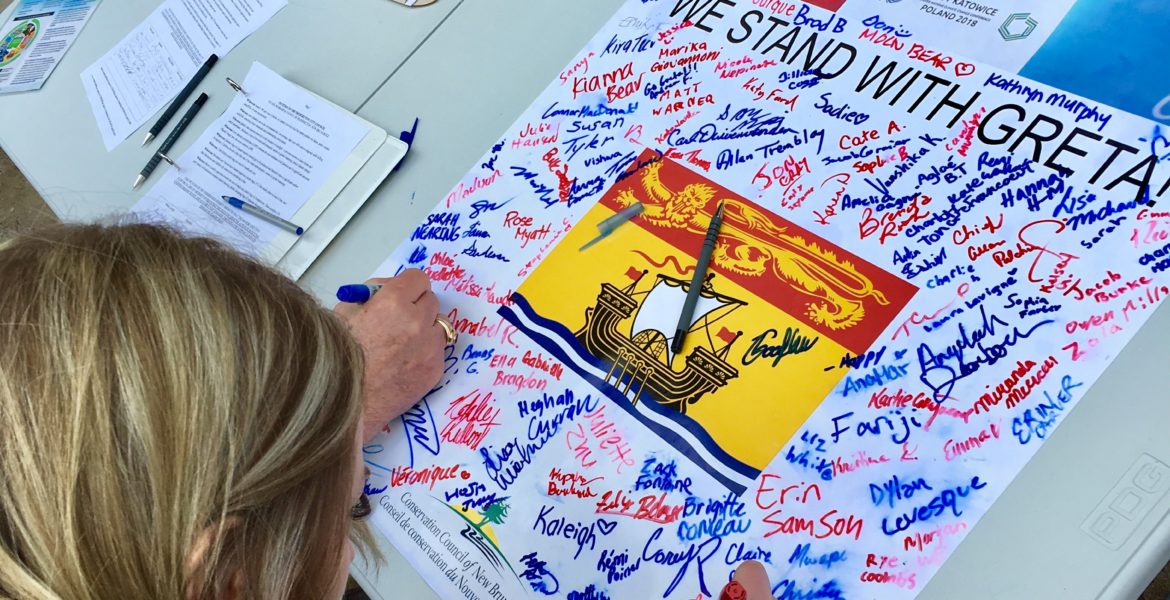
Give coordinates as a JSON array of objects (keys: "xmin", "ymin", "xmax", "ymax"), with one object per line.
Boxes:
[{"xmin": 574, "ymin": 268, "xmax": 746, "ymax": 414}]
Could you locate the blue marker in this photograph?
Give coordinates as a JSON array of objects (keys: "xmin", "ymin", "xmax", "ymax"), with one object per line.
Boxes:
[
  {"xmin": 336, "ymin": 283, "xmax": 383, "ymax": 304},
  {"xmin": 222, "ymin": 196, "xmax": 304, "ymax": 235}
]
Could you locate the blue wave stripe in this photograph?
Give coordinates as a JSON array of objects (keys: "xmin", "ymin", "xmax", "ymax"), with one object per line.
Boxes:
[
  {"xmin": 506, "ymin": 291, "xmax": 759, "ymax": 480},
  {"xmin": 500, "ymin": 292, "xmax": 760, "ymax": 493}
]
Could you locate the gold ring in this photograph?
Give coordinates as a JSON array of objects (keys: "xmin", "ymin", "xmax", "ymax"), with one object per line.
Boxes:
[{"xmin": 435, "ymin": 314, "xmax": 457, "ymax": 346}]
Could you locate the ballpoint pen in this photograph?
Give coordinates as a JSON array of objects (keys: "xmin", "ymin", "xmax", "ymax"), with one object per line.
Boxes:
[
  {"xmin": 671, "ymin": 201, "xmax": 725, "ymax": 354},
  {"xmin": 133, "ymin": 93, "xmax": 208, "ymax": 189},
  {"xmin": 580, "ymin": 202, "xmax": 645, "ymax": 250},
  {"xmin": 143, "ymin": 54, "xmax": 218, "ymax": 146},
  {"xmin": 222, "ymin": 196, "xmax": 304, "ymax": 235}
]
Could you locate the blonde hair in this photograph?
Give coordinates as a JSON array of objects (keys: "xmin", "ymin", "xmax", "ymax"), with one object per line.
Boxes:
[{"xmin": 0, "ymin": 223, "xmax": 366, "ymax": 598}]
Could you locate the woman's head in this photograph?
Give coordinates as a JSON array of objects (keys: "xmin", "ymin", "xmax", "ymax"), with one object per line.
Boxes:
[{"xmin": 0, "ymin": 223, "xmax": 367, "ymax": 599}]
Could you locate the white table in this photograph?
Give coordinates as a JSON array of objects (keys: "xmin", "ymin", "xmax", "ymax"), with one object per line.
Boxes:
[
  {"xmin": 299, "ymin": 0, "xmax": 627, "ymax": 302},
  {"xmin": 3, "ymin": 1, "xmax": 1170, "ymax": 599},
  {"xmin": 0, "ymin": 0, "xmax": 461, "ymax": 222}
]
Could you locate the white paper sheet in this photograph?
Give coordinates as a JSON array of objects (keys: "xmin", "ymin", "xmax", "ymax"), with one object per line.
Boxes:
[
  {"xmin": 132, "ymin": 62, "xmax": 366, "ymax": 261},
  {"xmin": 0, "ymin": 0, "xmax": 100, "ymax": 94},
  {"xmin": 80, "ymin": 0, "xmax": 286, "ymax": 150}
]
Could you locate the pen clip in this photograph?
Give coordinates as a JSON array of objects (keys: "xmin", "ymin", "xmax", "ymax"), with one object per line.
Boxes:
[
  {"xmin": 157, "ymin": 152, "xmax": 179, "ymax": 170},
  {"xmin": 226, "ymin": 77, "xmax": 247, "ymax": 95}
]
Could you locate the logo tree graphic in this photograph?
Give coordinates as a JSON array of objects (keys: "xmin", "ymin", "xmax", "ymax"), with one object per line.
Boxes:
[{"xmin": 477, "ymin": 500, "xmax": 510, "ymax": 528}]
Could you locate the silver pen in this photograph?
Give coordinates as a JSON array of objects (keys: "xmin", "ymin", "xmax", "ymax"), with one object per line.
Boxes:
[{"xmin": 222, "ymin": 196, "xmax": 304, "ymax": 235}]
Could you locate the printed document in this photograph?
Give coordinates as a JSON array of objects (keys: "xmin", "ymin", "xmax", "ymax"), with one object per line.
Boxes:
[
  {"xmin": 81, "ymin": 0, "xmax": 286, "ymax": 150},
  {"xmin": 132, "ymin": 62, "xmax": 366, "ymax": 261},
  {"xmin": 0, "ymin": 0, "xmax": 99, "ymax": 94}
]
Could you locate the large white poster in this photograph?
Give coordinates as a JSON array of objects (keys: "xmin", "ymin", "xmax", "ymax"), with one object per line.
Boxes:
[{"xmin": 362, "ymin": 1, "xmax": 1170, "ymax": 598}]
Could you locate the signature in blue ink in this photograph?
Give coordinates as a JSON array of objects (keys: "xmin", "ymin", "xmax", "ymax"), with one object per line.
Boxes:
[
  {"xmin": 406, "ymin": 244, "xmax": 427, "ymax": 264},
  {"xmin": 785, "ymin": 543, "xmax": 844, "ymax": 569},
  {"xmin": 597, "ymin": 548, "xmax": 641, "ymax": 584},
  {"xmin": 1011, "ymin": 375, "xmax": 1083, "ymax": 445},
  {"xmin": 483, "ymin": 390, "xmax": 598, "ymax": 491},
  {"xmin": 567, "ymin": 176, "xmax": 607, "ymax": 208},
  {"xmin": 668, "ymin": 113, "xmax": 798, "ymax": 147},
  {"xmin": 917, "ymin": 305, "xmax": 1054, "ymax": 400},
  {"xmin": 567, "ymin": 583, "xmax": 612, "ymax": 600},
  {"xmin": 880, "ymin": 476, "xmax": 987, "ymax": 535},
  {"xmin": 828, "ymin": 409, "xmax": 922, "ymax": 445},
  {"xmin": 363, "ymin": 481, "xmax": 388, "ymax": 495},
  {"xmin": 773, "ymin": 578, "xmax": 846, "ymax": 600},
  {"xmin": 520, "ymin": 552, "xmax": 560, "ymax": 595},
  {"xmin": 481, "ymin": 139, "xmax": 504, "ymax": 171},
  {"xmin": 1138, "ymin": 124, "xmax": 1170, "ymax": 163},
  {"xmin": 635, "ymin": 456, "xmax": 693, "ymax": 495},
  {"xmin": 562, "ymin": 132, "xmax": 614, "ymax": 163},
  {"xmin": 469, "ymin": 197, "xmax": 512, "ymax": 219},
  {"xmin": 400, "ymin": 396, "xmax": 441, "ymax": 468},
  {"xmin": 676, "ymin": 493, "xmax": 750, "ymax": 542},
  {"xmin": 411, "ymin": 212, "xmax": 461, "ymax": 242},
  {"xmin": 607, "ymin": 149, "xmax": 663, "ymax": 181},
  {"xmin": 641, "ymin": 528, "xmax": 722, "ymax": 598},
  {"xmin": 509, "ymin": 165, "xmax": 558, "ymax": 208},
  {"xmin": 742, "ymin": 327, "xmax": 819, "ymax": 368},
  {"xmin": 461, "ymin": 240, "xmax": 510, "ymax": 263}
]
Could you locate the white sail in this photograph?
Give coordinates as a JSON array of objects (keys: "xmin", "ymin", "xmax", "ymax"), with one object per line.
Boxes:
[{"xmin": 630, "ymin": 278, "xmax": 730, "ymax": 363}]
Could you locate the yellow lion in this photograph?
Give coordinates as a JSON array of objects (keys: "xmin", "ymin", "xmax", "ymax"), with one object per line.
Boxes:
[{"xmin": 615, "ymin": 162, "xmax": 889, "ymax": 330}]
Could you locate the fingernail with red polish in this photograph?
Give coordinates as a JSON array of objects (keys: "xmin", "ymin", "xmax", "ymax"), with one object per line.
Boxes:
[{"xmin": 720, "ymin": 580, "xmax": 747, "ymax": 600}]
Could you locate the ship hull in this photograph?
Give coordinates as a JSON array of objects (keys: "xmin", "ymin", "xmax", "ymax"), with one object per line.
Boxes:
[{"xmin": 576, "ymin": 283, "xmax": 738, "ymax": 414}]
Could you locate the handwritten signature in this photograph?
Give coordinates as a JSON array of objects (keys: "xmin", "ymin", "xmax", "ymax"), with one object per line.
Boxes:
[
  {"xmin": 520, "ymin": 552, "xmax": 560, "ymax": 595},
  {"xmin": 917, "ymin": 305, "xmax": 1054, "ymax": 400},
  {"xmin": 400, "ymin": 396, "xmax": 441, "ymax": 468},
  {"xmin": 441, "ymin": 389, "xmax": 501, "ymax": 450}
]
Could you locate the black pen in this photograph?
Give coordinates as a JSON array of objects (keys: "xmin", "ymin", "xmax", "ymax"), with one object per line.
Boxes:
[
  {"xmin": 671, "ymin": 201, "xmax": 725, "ymax": 355},
  {"xmin": 133, "ymin": 93, "xmax": 208, "ymax": 189},
  {"xmin": 143, "ymin": 54, "xmax": 218, "ymax": 146}
]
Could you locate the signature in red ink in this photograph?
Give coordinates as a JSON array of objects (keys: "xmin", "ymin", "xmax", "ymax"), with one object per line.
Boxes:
[
  {"xmin": 543, "ymin": 147, "xmax": 575, "ymax": 203},
  {"xmin": 657, "ymin": 20, "xmax": 693, "ymax": 45},
  {"xmin": 891, "ymin": 282, "xmax": 970, "ymax": 340},
  {"xmin": 812, "ymin": 173, "xmax": 850, "ymax": 225},
  {"xmin": 440, "ymin": 389, "xmax": 501, "ymax": 450},
  {"xmin": 859, "ymin": 194, "xmax": 933, "ymax": 244},
  {"xmin": 946, "ymin": 107, "xmax": 986, "ymax": 157},
  {"xmin": 548, "ymin": 467, "xmax": 603, "ymax": 499},
  {"xmin": 1017, "ymin": 219, "xmax": 1084, "ymax": 299},
  {"xmin": 595, "ymin": 489, "xmax": 684, "ymax": 524},
  {"xmin": 566, "ymin": 403, "xmax": 636, "ymax": 473}
]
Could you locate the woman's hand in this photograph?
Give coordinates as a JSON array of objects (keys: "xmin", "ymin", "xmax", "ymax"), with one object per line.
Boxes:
[
  {"xmin": 721, "ymin": 560, "xmax": 771, "ymax": 599},
  {"xmin": 334, "ymin": 269, "xmax": 447, "ymax": 442}
]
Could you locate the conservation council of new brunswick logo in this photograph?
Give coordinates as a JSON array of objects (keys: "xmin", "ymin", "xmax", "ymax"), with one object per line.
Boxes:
[
  {"xmin": 380, "ymin": 488, "xmax": 528, "ymax": 597},
  {"xmin": 438, "ymin": 496, "xmax": 517, "ymax": 577},
  {"xmin": 999, "ymin": 13, "xmax": 1038, "ymax": 41}
]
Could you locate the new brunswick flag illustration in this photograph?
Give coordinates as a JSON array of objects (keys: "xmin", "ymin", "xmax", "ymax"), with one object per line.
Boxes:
[{"xmin": 500, "ymin": 150, "xmax": 916, "ymax": 493}]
